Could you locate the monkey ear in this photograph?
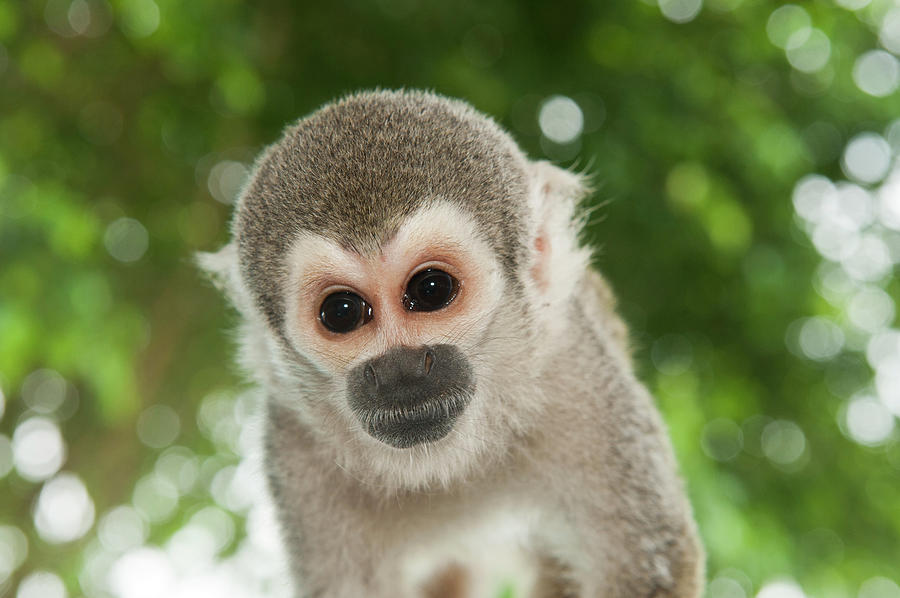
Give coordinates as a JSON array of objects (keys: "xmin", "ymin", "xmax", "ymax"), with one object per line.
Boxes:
[
  {"xmin": 196, "ymin": 243, "xmax": 250, "ymax": 312},
  {"xmin": 525, "ymin": 161, "xmax": 592, "ymax": 313}
]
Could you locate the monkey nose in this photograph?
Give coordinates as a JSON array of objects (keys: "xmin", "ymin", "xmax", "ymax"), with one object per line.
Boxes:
[
  {"xmin": 346, "ymin": 343, "xmax": 474, "ymax": 447},
  {"xmin": 360, "ymin": 345, "xmax": 434, "ymax": 394}
]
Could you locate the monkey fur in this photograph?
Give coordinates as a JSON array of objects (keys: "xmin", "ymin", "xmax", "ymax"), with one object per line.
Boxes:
[{"xmin": 202, "ymin": 90, "xmax": 704, "ymax": 598}]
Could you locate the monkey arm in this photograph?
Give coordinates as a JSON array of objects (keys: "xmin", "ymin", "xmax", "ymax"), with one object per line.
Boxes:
[
  {"xmin": 529, "ymin": 315, "xmax": 705, "ymax": 598},
  {"xmin": 583, "ymin": 391, "xmax": 703, "ymax": 598}
]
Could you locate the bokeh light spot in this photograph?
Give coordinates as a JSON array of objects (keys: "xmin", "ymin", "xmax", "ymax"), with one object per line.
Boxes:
[
  {"xmin": 155, "ymin": 446, "xmax": 199, "ymax": 493},
  {"xmin": 68, "ymin": 0, "xmax": 91, "ymax": 34},
  {"xmin": 786, "ymin": 28, "xmax": 831, "ymax": 73},
  {"xmin": 0, "ymin": 526, "xmax": 28, "ymax": 584},
  {"xmin": 164, "ymin": 510, "xmax": 239, "ymax": 575},
  {"xmin": 45, "ymin": 0, "xmax": 79, "ymax": 37},
  {"xmin": 198, "ymin": 392, "xmax": 242, "ymax": 453},
  {"xmin": 190, "ymin": 506, "xmax": 235, "ymax": 555},
  {"xmin": 659, "ymin": 0, "xmax": 703, "ymax": 24},
  {"xmin": 166, "ymin": 524, "xmax": 218, "ymax": 571},
  {"xmin": 119, "ymin": 0, "xmax": 160, "ymax": 38},
  {"xmin": 108, "ymin": 547, "xmax": 175, "ymax": 598},
  {"xmin": 540, "ymin": 135, "xmax": 582, "ymax": 162},
  {"xmin": 43, "ymin": 0, "xmax": 106, "ymax": 37},
  {"xmin": 844, "ymin": 396, "xmax": 895, "ymax": 446},
  {"xmin": 876, "ymin": 365, "xmax": 900, "ymax": 417},
  {"xmin": 76, "ymin": 0, "xmax": 113, "ymax": 37},
  {"xmin": 881, "ymin": 9, "xmax": 900, "ymax": 55},
  {"xmin": 652, "ymin": 334, "xmax": 694, "ymax": 375},
  {"xmin": 701, "ymin": 418, "xmax": 744, "ymax": 462},
  {"xmin": 814, "ymin": 263, "xmax": 857, "ymax": 305},
  {"xmin": 79, "ymin": 544, "xmax": 116, "ymax": 597},
  {"xmin": 756, "ymin": 579, "xmax": 806, "ymax": 598},
  {"xmin": 708, "ymin": 576, "xmax": 747, "ymax": 598},
  {"xmin": 793, "ymin": 317, "xmax": 844, "ymax": 361},
  {"xmin": 98, "ymin": 505, "xmax": 148, "ymax": 552},
  {"xmin": 879, "ymin": 175, "xmax": 900, "ymax": 230},
  {"xmin": 538, "ymin": 96, "xmax": 583, "ymax": 144},
  {"xmin": 869, "ymin": 339, "xmax": 900, "ymax": 417},
  {"xmin": 842, "ymin": 133, "xmax": 892, "ymax": 185},
  {"xmin": 207, "ymin": 161, "xmax": 249, "ymax": 205},
  {"xmin": 866, "ymin": 329, "xmax": 900, "ymax": 370},
  {"xmin": 810, "ymin": 220, "xmax": 859, "ymax": 262},
  {"xmin": 835, "ymin": 0, "xmax": 871, "ymax": 9},
  {"xmin": 841, "ymin": 234, "xmax": 892, "ymax": 282},
  {"xmin": 210, "ymin": 464, "xmax": 254, "ymax": 513},
  {"xmin": 137, "ymin": 404, "xmax": 181, "ymax": 449},
  {"xmin": 792, "ymin": 174, "xmax": 836, "ymax": 223},
  {"xmin": 853, "ymin": 50, "xmax": 900, "ymax": 97},
  {"xmin": 835, "ymin": 183, "xmax": 875, "ymax": 230},
  {"xmin": 104, "ymin": 217, "xmax": 149, "ymax": 262},
  {"xmin": 859, "ymin": 576, "xmax": 900, "ymax": 598},
  {"xmin": 766, "ymin": 5, "xmax": 811, "ymax": 50},
  {"xmin": 889, "ymin": 119, "xmax": 900, "ymax": 153},
  {"xmin": 16, "ymin": 571, "xmax": 67, "ymax": 598},
  {"xmin": 761, "ymin": 420, "xmax": 807, "ymax": 467},
  {"xmin": 21, "ymin": 368, "xmax": 67, "ymax": 414},
  {"xmin": 847, "ymin": 286, "xmax": 895, "ymax": 333},
  {"xmin": 132, "ymin": 473, "xmax": 179, "ymax": 523},
  {"xmin": 34, "ymin": 472, "xmax": 96, "ymax": 543},
  {"xmin": 12, "ymin": 417, "xmax": 66, "ymax": 482}
]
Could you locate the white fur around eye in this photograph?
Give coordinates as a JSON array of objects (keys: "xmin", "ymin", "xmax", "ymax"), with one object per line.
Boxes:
[
  {"xmin": 279, "ymin": 202, "xmax": 505, "ymax": 372},
  {"xmin": 280, "ymin": 233, "xmax": 371, "ymax": 369},
  {"xmin": 387, "ymin": 201, "xmax": 505, "ymax": 343}
]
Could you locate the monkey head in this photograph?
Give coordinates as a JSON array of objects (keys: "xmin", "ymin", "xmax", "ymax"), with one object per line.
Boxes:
[{"xmin": 202, "ymin": 90, "xmax": 591, "ymax": 490}]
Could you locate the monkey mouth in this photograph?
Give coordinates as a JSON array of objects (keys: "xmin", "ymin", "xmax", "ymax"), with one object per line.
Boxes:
[{"xmin": 354, "ymin": 392, "xmax": 471, "ymax": 449}]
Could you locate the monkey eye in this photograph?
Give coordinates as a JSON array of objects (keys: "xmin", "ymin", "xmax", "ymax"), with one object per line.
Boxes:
[
  {"xmin": 319, "ymin": 292, "xmax": 373, "ymax": 333},
  {"xmin": 403, "ymin": 268, "xmax": 459, "ymax": 312}
]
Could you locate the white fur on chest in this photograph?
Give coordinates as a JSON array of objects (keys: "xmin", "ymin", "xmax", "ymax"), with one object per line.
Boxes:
[{"xmin": 400, "ymin": 505, "xmax": 542, "ymax": 598}]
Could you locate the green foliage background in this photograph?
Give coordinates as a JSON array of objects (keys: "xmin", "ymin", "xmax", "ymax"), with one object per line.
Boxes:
[{"xmin": 1, "ymin": 0, "xmax": 899, "ymax": 596}]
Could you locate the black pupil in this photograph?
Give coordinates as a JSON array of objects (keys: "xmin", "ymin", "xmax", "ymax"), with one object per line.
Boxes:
[
  {"xmin": 320, "ymin": 292, "xmax": 365, "ymax": 333},
  {"xmin": 406, "ymin": 269, "xmax": 457, "ymax": 311}
]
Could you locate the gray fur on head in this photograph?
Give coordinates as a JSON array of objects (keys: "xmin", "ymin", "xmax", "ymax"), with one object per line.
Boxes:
[{"xmin": 235, "ymin": 90, "xmax": 530, "ymax": 332}]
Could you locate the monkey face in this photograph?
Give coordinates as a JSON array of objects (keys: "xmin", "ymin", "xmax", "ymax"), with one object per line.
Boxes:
[
  {"xmin": 202, "ymin": 91, "xmax": 594, "ymax": 486},
  {"xmin": 280, "ymin": 201, "xmax": 505, "ymax": 450}
]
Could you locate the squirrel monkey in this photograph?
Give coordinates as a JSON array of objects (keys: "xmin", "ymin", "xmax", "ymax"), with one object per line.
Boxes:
[{"xmin": 201, "ymin": 90, "xmax": 704, "ymax": 598}]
